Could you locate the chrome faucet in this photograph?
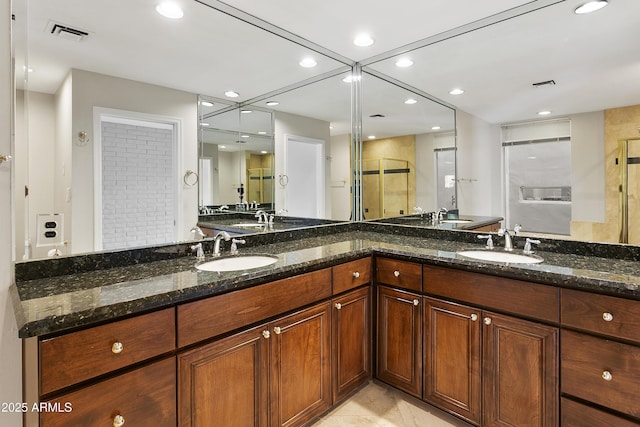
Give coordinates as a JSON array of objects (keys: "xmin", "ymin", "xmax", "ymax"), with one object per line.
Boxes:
[
  {"xmin": 230, "ymin": 238, "xmax": 246, "ymax": 255},
  {"xmin": 523, "ymin": 238, "xmax": 541, "ymax": 254},
  {"xmin": 437, "ymin": 207, "xmax": 448, "ymax": 220},
  {"xmin": 497, "ymin": 224, "xmax": 522, "ymax": 251},
  {"xmin": 190, "ymin": 243, "xmax": 205, "ymax": 260},
  {"xmin": 213, "ymin": 231, "xmax": 230, "ymax": 256},
  {"xmin": 255, "ymin": 210, "xmax": 268, "ymax": 223},
  {"xmin": 190, "ymin": 225, "xmax": 205, "ymax": 240}
]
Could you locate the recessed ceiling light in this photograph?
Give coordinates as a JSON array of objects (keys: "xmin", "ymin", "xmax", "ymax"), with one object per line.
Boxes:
[
  {"xmin": 432, "ymin": 126, "xmax": 441, "ymax": 130},
  {"xmin": 224, "ymin": 91, "xmax": 239, "ymax": 98},
  {"xmin": 200, "ymin": 122, "xmax": 209, "ymax": 126},
  {"xmin": 156, "ymin": 1, "xmax": 184, "ymax": 19},
  {"xmin": 241, "ymin": 134, "xmax": 250, "ymax": 138},
  {"xmin": 199, "ymin": 100, "xmax": 213, "ymax": 107},
  {"xmin": 354, "ymin": 33, "xmax": 374, "ymax": 47},
  {"xmin": 404, "ymin": 98, "xmax": 418, "ymax": 105},
  {"xmin": 220, "ymin": 145, "xmax": 226, "ymax": 149},
  {"xmin": 266, "ymin": 101, "xmax": 279, "ymax": 106},
  {"xmin": 258, "ymin": 131, "xmax": 267, "ymax": 135},
  {"xmin": 449, "ymin": 88, "xmax": 464, "ymax": 95},
  {"xmin": 395, "ymin": 58, "xmax": 414, "ymax": 68},
  {"xmin": 527, "ymin": 156, "xmax": 538, "ymax": 160},
  {"xmin": 260, "ymin": 151, "xmax": 268, "ymax": 154},
  {"xmin": 24, "ymin": 66, "xmax": 34, "ymax": 73},
  {"xmin": 574, "ymin": 0, "xmax": 608, "ymax": 14},
  {"xmin": 368, "ymin": 135, "xmax": 376, "ymax": 139},
  {"xmin": 241, "ymin": 109, "xmax": 252, "ymax": 114},
  {"xmin": 538, "ymin": 110, "xmax": 552, "ymax": 116},
  {"xmin": 299, "ymin": 57, "xmax": 317, "ymax": 68}
]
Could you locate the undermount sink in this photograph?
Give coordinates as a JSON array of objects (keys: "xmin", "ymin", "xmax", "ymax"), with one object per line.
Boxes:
[
  {"xmin": 457, "ymin": 250, "xmax": 543, "ymax": 264},
  {"xmin": 230, "ymin": 222, "xmax": 266, "ymax": 228},
  {"xmin": 196, "ymin": 255, "xmax": 278, "ymax": 272},
  {"xmin": 440, "ymin": 219, "xmax": 473, "ymax": 224}
]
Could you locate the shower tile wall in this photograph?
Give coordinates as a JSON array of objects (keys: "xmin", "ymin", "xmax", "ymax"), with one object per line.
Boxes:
[{"xmin": 101, "ymin": 121, "xmax": 175, "ymax": 249}]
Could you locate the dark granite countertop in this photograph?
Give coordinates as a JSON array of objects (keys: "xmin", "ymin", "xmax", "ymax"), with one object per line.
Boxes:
[
  {"xmin": 11, "ymin": 226, "xmax": 640, "ymax": 339},
  {"xmin": 198, "ymin": 213, "xmax": 343, "ymax": 234},
  {"xmin": 370, "ymin": 214, "xmax": 503, "ymax": 230}
]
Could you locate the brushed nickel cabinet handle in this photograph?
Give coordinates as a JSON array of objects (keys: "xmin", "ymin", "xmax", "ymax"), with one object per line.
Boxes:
[
  {"xmin": 602, "ymin": 312, "xmax": 613, "ymax": 322},
  {"xmin": 470, "ymin": 314, "xmax": 478, "ymax": 321},
  {"xmin": 111, "ymin": 342, "xmax": 124, "ymax": 354},
  {"xmin": 602, "ymin": 370, "xmax": 613, "ymax": 381},
  {"xmin": 335, "ymin": 303, "xmax": 342, "ymax": 310},
  {"xmin": 393, "ymin": 270, "xmax": 400, "ymax": 277},
  {"xmin": 262, "ymin": 330, "xmax": 270, "ymax": 339},
  {"xmin": 352, "ymin": 271, "xmax": 360, "ymax": 278},
  {"xmin": 395, "ymin": 297, "xmax": 419, "ymax": 306},
  {"xmin": 483, "ymin": 317, "xmax": 492, "ymax": 325},
  {"xmin": 113, "ymin": 414, "xmax": 125, "ymax": 427},
  {"xmin": 273, "ymin": 326, "xmax": 281, "ymax": 335}
]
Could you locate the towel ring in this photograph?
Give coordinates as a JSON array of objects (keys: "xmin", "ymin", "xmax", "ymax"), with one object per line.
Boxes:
[
  {"xmin": 184, "ymin": 170, "xmax": 199, "ymax": 186},
  {"xmin": 278, "ymin": 174, "xmax": 289, "ymax": 187}
]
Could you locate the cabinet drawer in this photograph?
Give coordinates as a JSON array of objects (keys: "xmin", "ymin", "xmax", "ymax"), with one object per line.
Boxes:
[
  {"xmin": 333, "ymin": 257, "xmax": 371, "ymax": 294},
  {"xmin": 376, "ymin": 257, "xmax": 422, "ymax": 292},
  {"xmin": 561, "ymin": 330, "xmax": 640, "ymax": 419},
  {"xmin": 40, "ymin": 308, "xmax": 175, "ymax": 395},
  {"xmin": 40, "ymin": 357, "xmax": 176, "ymax": 427},
  {"xmin": 177, "ymin": 268, "xmax": 332, "ymax": 347},
  {"xmin": 423, "ymin": 265, "xmax": 559, "ymax": 323},
  {"xmin": 561, "ymin": 289, "xmax": 640, "ymax": 343},
  {"xmin": 561, "ymin": 398, "xmax": 640, "ymax": 427}
]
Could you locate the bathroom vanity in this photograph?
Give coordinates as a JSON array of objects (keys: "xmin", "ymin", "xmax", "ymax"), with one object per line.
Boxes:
[{"xmin": 11, "ymin": 223, "xmax": 640, "ymax": 427}]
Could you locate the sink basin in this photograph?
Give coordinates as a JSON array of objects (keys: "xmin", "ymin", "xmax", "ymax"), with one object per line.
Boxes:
[
  {"xmin": 457, "ymin": 250, "xmax": 543, "ymax": 264},
  {"xmin": 196, "ymin": 255, "xmax": 278, "ymax": 272},
  {"xmin": 230, "ymin": 222, "xmax": 266, "ymax": 228},
  {"xmin": 440, "ymin": 219, "xmax": 473, "ymax": 224}
]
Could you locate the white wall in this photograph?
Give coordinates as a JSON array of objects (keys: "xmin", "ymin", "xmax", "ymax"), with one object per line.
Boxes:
[
  {"xmin": 329, "ymin": 134, "xmax": 351, "ymax": 220},
  {"xmin": 1, "ymin": 0, "xmax": 23, "ymax": 425},
  {"xmin": 455, "ymin": 110, "xmax": 502, "ymax": 217},
  {"xmin": 274, "ymin": 111, "xmax": 331, "ymax": 217},
  {"xmin": 70, "ymin": 69, "xmax": 199, "ymax": 253}
]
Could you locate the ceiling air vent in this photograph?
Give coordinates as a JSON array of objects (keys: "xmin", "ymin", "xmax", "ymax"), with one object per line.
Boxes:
[
  {"xmin": 532, "ymin": 80, "xmax": 556, "ymax": 88},
  {"xmin": 48, "ymin": 22, "xmax": 89, "ymax": 42},
  {"xmin": 369, "ymin": 114, "xmax": 385, "ymax": 118}
]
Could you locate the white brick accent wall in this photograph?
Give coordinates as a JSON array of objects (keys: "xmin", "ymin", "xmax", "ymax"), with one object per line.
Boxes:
[{"xmin": 101, "ymin": 121, "xmax": 175, "ymax": 249}]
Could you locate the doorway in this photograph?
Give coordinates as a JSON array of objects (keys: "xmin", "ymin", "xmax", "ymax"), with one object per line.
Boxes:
[
  {"xmin": 94, "ymin": 109, "xmax": 181, "ymax": 250},
  {"xmin": 618, "ymin": 137, "xmax": 640, "ymax": 244},
  {"xmin": 283, "ymin": 135, "xmax": 325, "ymax": 218}
]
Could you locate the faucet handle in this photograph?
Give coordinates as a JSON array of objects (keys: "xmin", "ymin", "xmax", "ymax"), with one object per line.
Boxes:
[
  {"xmin": 513, "ymin": 224, "xmax": 523, "ymax": 235},
  {"xmin": 523, "ymin": 238, "xmax": 541, "ymax": 254},
  {"xmin": 497, "ymin": 228, "xmax": 507, "ymax": 236},
  {"xmin": 477, "ymin": 234, "xmax": 494, "ymax": 249},
  {"xmin": 230, "ymin": 239, "xmax": 246, "ymax": 255},
  {"xmin": 190, "ymin": 243, "xmax": 205, "ymax": 260}
]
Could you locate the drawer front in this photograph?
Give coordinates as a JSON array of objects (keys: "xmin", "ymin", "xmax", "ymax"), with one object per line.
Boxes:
[
  {"xmin": 423, "ymin": 265, "xmax": 559, "ymax": 323},
  {"xmin": 561, "ymin": 288, "xmax": 640, "ymax": 342},
  {"xmin": 561, "ymin": 398, "xmax": 640, "ymax": 427},
  {"xmin": 177, "ymin": 268, "xmax": 332, "ymax": 347},
  {"xmin": 561, "ymin": 330, "xmax": 640, "ymax": 419},
  {"xmin": 40, "ymin": 308, "xmax": 175, "ymax": 395},
  {"xmin": 333, "ymin": 257, "xmax": 371, "ymax": 294},
  {"xmin": 376, "ymin": 257, "xmax": 422, "ymax": 292},
  {"xmin": 40, "ymin": 357, "xmax": 176, "ymax": 427}
]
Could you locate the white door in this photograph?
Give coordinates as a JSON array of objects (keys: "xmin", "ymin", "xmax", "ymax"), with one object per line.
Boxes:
[{"xmin": 283, "ymin": 135, "xmax": 325, "ymax": 218}]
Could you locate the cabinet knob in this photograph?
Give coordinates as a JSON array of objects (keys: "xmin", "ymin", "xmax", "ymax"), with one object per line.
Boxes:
[
  {"xmin": 602, "ymin": 370, "xmax": 613, "ymax": 381},
  {"xmin": 602, "ymin": 312, "xmax": 613, "ymax": 322},
  {"xmin": 412, "ymin": 299, "xmax": 419, "ymax": 306},
  {"xmin": 483, "ymin": 317, "xmax": 492, "ymax": 325},
  {"xmin": 111, "ymin": 342, "xmax": 124, "ymax": 354},
  {"xmin": 352, "ymin": 271, "xmax": 360, "ymax": 278},
  {"xmin": 470, "ymin": 314, "xmax": 478, "ymax": 321},
  {"xmin": 113, "ymin": 414, "xmax": 125, "ymax": 427},
  {"xmin": 335, "ymin": 303, "xmax": 342, "ymax": 310},
  {"xmin": 262, "ymin": 330, "xmax": 270, "ymax": 339},
  {"xmin": 393, "ymin": 270, "xmax": 400, "ymax": 277},
  {"xmin": 273, "ymin": 326, "xmax": 282, "ymax": 335}
]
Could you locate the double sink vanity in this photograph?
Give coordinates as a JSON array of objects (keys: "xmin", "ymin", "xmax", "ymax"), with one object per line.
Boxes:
[{"xmin": 10, "ymin": 220, "xmax": 640, "ymax": 427}]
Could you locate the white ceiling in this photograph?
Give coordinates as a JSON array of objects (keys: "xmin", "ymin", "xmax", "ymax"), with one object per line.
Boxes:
[{"xmin": 14, "ymin": 0, "xmax": 640, "ymax": 148}]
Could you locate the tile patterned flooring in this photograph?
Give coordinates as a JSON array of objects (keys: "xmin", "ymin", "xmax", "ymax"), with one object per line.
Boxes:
[{"xmin": 311, "ymin": 381, "xmax": 472, "ymax": 427}]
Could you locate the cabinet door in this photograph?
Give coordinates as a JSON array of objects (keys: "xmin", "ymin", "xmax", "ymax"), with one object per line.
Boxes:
[
  {"xmin": 178, "ymin": 325, "xmax": 269, "ymax": 427},
  {"xmin": 423, "ymin": 298, "xmax": 481, "ymax": 425},
  {"xmin": 270, "ymin": 302, "xmax": 332, "ymax": 427},
  {"xmin": 376, "ymin": 286, "xmax": 422, "ymax": 397},
  {"xmin": 332, "ymin": 287, "xmax": 371, "ymax": 403},
  {"xmin": 483, "ymin": 312, "xmax": 558, "ymax": 427}
]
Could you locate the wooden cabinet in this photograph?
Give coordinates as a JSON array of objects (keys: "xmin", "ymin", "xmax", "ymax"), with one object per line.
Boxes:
[
  {"xmin": 376, "ymin": 257, "xmax": 422, "ymax": 292},
  {"xmin": 333, "ymin": 257, "xmax": 371, "ymax": 294},
  {"xmin": 178, "ymin": 302, "xmax": 331, "ymax": 427},
  {"xmin": 423, "ymin": 298, "xmax": 481, "ymax": 425},
  {"xmin": 178, "ymin": 326, "xmax": 269, "ymax": 427},
  {"xmin": 561, "ymin": 397, "xmax": 640, "ymax": 427},
  {"xmin": 376, "ymin": 286, "xmax": 422, "ymax": 397},
  {"xmin": 332, "ymin": 287, "xmax": 371, "ymax": 402},
  {"xmin": 41, "ymin": 357, "xmax": 176, "ymax": 427},
  {"xmin": 483, "ymin": 311, "xmax": 558, "ymax": 427}
]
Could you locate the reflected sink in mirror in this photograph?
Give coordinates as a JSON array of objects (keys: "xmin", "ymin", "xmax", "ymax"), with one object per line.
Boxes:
[
  {"xmin": 230, "ymin": 223, "xmax": 267, "ymax": 228},
  {"xmin": 440, "ymin": 219, "xmax": 473, "ymax": 224},
  {"xmin": 196, "ymin": 255, "xmax": 279, "ymax": 272},
  {"xmin": 456, "ymin": 250, "xmax": 543, "ymax": 264}
]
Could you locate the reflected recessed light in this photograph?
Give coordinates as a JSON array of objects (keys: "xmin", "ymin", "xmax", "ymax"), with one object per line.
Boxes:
[
  {"xmin": 527, "ymin": 156, "xmax": 538, "ymax": 160},
  {"xmin": 299, "ymin": 57, "xmax": 317, "ymax": 68},
  {"xmin": 404, "ymin": 98, "xmax": 418, "ymax": 105},
  {"xmin": 220, "ymin": 145, "xmax": 226, "ymax": 149},
  {"xmin": 225, "ymin": 91, "xmax": 239, "ymax": 98},
  {"xmin": 260, "ymin": 151, "xmax": 268, "ymax": 154},
  {"xmin": 395, "ymin": 58, "xmax": 414, "ymax": 68},
  {"xmin": 538, "ymin": 110, "xmax": 552, "ymax": 116},
  {"xmin": 266, "ymin": 101, "xmax": 279, "ymax": 106},
  {"xmin": 574, "ymin": 0, "xmax": 608, "ymax": 14},
  {"xmin": 200, "ymin": 122, "xmax": 209, "ymax": 126},
  {"xmin": 241, "ymin": 134, "xmax": 250, "ymax": 138},
  {"xmin": 258, "ymin": 131, "xmax": 267, "ymax": 135},
  {"xmin": 368, "ymin": 135, "xmax": 376, "ymax": 140},
  {"xmin": 449, "ymin": 88, "xmax": 464, "ymax": 95},
  {"xmin": 24, "ymin": 66, "xmax": 34, "ymax": 73},
  {"xmin": 432, "ymin": 126, "xmax": 441, "ymax": 130},
  {"xmin": 199, "ymin": 101, "xmax": 213, "ymax": 107},
  {"xmin": 156, "ymin": 1, "xmax": 184, "ymax": 19},
  {"xmin": 354, "ymin": 33, "xmax": 374, "ymax": 47},
  {"xmin": 241, "ymin": 109, "xmax": 252, "ymax": 114}
]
